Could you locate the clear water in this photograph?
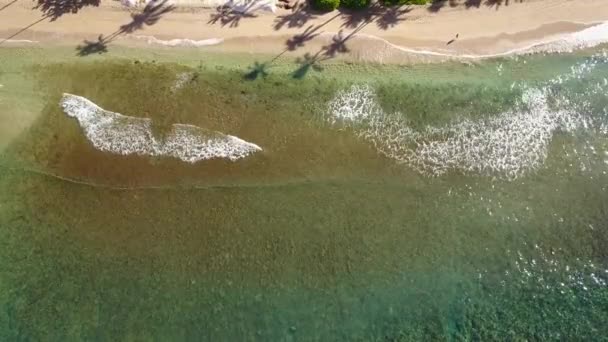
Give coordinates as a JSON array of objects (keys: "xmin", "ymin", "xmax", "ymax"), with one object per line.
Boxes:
[{"xmin": 0, "ymin": 47, "xmax": 607, "ymax": 340}]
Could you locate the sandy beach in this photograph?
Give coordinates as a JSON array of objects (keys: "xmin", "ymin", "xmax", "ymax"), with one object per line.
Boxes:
[{"xmin": 0, "ymin": 0, "xmax": 607, "ymax": 63}]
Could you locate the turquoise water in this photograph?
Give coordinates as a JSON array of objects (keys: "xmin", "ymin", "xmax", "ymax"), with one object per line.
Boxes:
[{"xmin": 0, "ymin": 47, "xmax": 608, "ymax": 340}]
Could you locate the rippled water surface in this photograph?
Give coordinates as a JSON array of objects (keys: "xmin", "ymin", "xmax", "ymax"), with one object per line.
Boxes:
[{"xmin": 0, "ymin": 47, "xmax": 607, "ymax": 340}]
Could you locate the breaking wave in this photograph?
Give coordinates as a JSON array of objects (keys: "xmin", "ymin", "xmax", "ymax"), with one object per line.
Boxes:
[
  {"xmin": 534, "ymin": 22, "xmax": 608, "ymax": 55},
  {"xmin": 61, "ymin": 93, "xmax": 261, "ymax": 162},
  {"xmin": 326, "ymin": 52, "xmax": 608, "ymax": 179}
]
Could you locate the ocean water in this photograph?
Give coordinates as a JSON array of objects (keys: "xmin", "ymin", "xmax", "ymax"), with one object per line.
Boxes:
[{"xmin": 1, "ymin": 47, "xmax": 608, "ymax": 340}]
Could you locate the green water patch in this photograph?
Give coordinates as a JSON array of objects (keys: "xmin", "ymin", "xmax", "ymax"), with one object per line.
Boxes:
[
  {"xmin": 0, "ymin": 159, "xmax": 607, "ymax": 340},
  {"xmin": 1, "ymin": 46, "xmax": 608, "ymax": 339},
  {"xmin": 1, "ymin": 58, "xmax": 535, "ymax": 188},
  {"xmin": 3, "ymin": 60, "xmax": 403, "ymax": 188},
  {"xmin": 0, "ymin": 54, "xmax": 45, "ymax": 151}
]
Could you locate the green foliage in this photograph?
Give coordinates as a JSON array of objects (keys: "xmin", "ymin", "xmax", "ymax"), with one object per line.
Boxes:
[
  {"xmin": 340, "ymin": 0, "xmax": 371, "ymax": 9},
  {"xmin": 312, "ymin": 0, "xmax": 340, "ymax": 11},
  {"xmin": 382, "ymin": 0, "xmax": 427, "ymax": 6}
]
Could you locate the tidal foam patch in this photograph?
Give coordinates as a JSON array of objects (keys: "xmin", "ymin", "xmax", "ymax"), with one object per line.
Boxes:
[
  {"xmin": 61, "ymin": 94, "xmax": 261, "ymax": 162},
  {"xmin": 327, "ymin": 84, "xmax": 380, "ymax": 124},
  {"xmin": 327, "ymin": 83, "xmax": 591, "ymax": 179}
]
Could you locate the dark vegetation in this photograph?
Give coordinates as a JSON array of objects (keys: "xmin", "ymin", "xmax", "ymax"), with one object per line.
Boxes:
[
  {"xmin": 339, "ymin": 0, "xmax": 372, "ymax": 10},
  {"xmin": 312, "ymin": 0, "xmax": 340, "ymax": 11}
]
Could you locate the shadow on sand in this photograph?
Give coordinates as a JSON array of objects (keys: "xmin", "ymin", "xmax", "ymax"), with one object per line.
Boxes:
[
  {"xmin": 76, "ymin": 0, "xmax": 175, "ymax": 56},
  {"xmin": 207, "ymin": 2, "xmax": 259, "ymax": 28},
  {"xmin": 0, "ymin": 0, "xmax": 105, "ymax": 45},
  {"xmin": 429, "ymin": 0, "xmax": 522, "ymax": 12},
  {"xmin": 0, "ymin": 0, "xmax": 19, "ymax": 12},
  {"xmin": 35, "ymin": 0, "xmax": 101, "ymax": 21},
  {"xmin": 244, "ymin": 2, "xmax": 412, "ymax": 79}
]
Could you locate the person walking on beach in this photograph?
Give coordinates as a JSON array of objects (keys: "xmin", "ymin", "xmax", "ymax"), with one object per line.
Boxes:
[{"xmin": 447, "ymin": 33, "xmax": 459, "ymax": 45}]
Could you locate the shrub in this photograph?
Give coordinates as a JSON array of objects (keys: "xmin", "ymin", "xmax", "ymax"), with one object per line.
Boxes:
[
  {"xmin": 382, "ymin": 0, "xmax": 427, "ymax": 5},
  {"xmin": 312, "ymin": 0, "xmax": 340, "ymax": 11},
  {"xmin": 340, "ymin": 0, "xmax": 371, "ymax": 9}
]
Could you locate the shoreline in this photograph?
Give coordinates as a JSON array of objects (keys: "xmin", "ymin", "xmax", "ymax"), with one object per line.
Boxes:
[{"xmin": 0, "ymin": 0, "xmax": 607, "ymax": 63}]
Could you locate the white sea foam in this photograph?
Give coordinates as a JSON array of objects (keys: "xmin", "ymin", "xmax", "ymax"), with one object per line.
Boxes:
[
  {"xmin": 328, "ymin": 85, "xmax": 584, "ymax": 179},
  {"xmin": 348, "ymin": 22, "xmax": 608, "ymax": 59},
  {"xmin": 326, "ymin": 84, "xmax": 380, "ymax": 123},
  {"xmin": 61, "ymin": 93, "xmax": 261, "ymax": 162},
  {"xmin": 536, "ymin": 22, "xmax": 608, "ymax": 54},
  {"xmin": 326, "ymin": 53, "xmax": 608, "ymax": 179},
  {"xmin": 171, "ymin": 72, "xmax": 194, "ymax": 92},
  {"xmin": 1, "ymin": 39, "xmax": 39, "ymax": 44},
  {"xmin": 133, "ymin": 35, "xmax": 224, "ymax": 47}
]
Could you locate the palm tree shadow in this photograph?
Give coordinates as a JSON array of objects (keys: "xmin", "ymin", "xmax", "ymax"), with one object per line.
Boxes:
[
  {"xmin": 483, "ymin": 0, "xmax": 515, "ymax": 8},
  {"xmin": 0, "ymin": 16, "xmax": 50, "ymax": 46},
  {"xmin": 244, "ymin": 61, "xmax": 271, "ymax": 80},
  {"xmin": 292, "ymin": 18, "xmax": 371, "ymax": 79},
  {"xmin": 273, "ymin": 3, "xmax": 318, "ymax": 30},
  {"xmin": 428, "ymin": 0, "xmax": 456, "ymax": 12},
  {"xmin": 376, "ymin": 5, "xmax": 411, "ymax": 30},
  {"xmin": 208, "ymin": 3, "xmax": 258, "ymax": 28},
  {"xmin": 321, "ymin": 30, "xmax": 350, "ymax": 57},
  {"xmin": 430, "ymin": 0, "xmax": 516, "ymax": 12},
  {"xmin": 246, "ymin": 1, "xmax": 410, "ymax": 80},
  {"xmin": 119, "ymin": 0, "xmax": 175, "ymax": 34},
  {"xmin": 76, "ymin": 34, "xmax": 108, "ymax": 56},
  {"xmin": 0, "ymin": 0, "xmax": 19, "ymax": 12},
  {"xmin": 284, "ymin": 12, "xmax": 340, "ymax": 51},
  {"xmin": 75, "ymin": 0, "xmax": 174, "ymax": 56},
  {"xmin": 292, "ymin": 52, "xmax": 324, "ymax": 79},
  {"xmin": 340, "ymin": 5, "xmax": 377, "ymax": 30},
  {"xmin": 340, "ymin": 3, "xmax": 409, "ymax": 31},
  {"xmin": 34, "ymin": 0, "xmax": 101, "ymax": 21},
  {"xmin": 285, "ymin": 24, "xmax": 323, "ymax": 51}
]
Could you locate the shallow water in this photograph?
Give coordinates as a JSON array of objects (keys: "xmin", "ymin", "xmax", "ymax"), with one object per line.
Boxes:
[{"xmin": 0, "ymin": 47, "xmax": 608, "ymax": 340}]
